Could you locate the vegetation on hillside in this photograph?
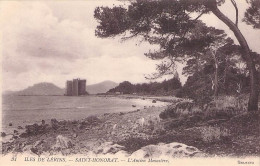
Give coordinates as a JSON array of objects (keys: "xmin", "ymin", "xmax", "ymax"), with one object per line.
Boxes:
[{"xmin": 107, "ymin": 74, "xmax": 182, "ymax": 95}]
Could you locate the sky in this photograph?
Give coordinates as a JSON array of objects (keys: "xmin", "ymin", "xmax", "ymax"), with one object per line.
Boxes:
[{"xmin": 0, "ymin": 0, "xmax": 259, "ymax": 91}]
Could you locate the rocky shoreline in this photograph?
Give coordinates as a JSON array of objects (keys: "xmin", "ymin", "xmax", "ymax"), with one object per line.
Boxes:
[
  {"xmin": 1, "ymin": 99, "xmax": 204, "ymax": 157},
  {"xmin": 97, "ymin": 94, "xmax": 181, "ymax": 103},
  {"xmin": 1, "ymin": 97, "xmax": 259, "ymax": 158}
]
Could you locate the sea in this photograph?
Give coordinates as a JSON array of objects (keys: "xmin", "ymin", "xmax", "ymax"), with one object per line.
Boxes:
[{"xmin": 1, "ymin": 95, "xmax": 168, "ymax": 136}]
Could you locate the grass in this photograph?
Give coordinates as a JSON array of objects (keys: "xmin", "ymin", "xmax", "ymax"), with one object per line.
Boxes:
[
  {"xmin": 160, "ymin": 95, "xmax": 249, "ymax": 120},
  {"xmin": 127, "ymin": 95, "xmax": 259, "ymax": 156},
  {"xmin": 199, "ymin": 126, "xmax": 231, "ymax": 143}
]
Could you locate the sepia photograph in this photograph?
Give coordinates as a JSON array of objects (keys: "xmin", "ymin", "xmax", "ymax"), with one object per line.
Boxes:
[{"xmin": 0, "ymin": 0, "xmax": 259, "ymax": 166}]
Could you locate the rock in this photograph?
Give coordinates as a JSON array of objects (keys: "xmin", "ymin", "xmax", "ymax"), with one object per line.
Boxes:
[
  {"xmin": 72, "ymin": 120, "xmax": 78, "ymax": 124},
  {"xmin": 132, "ymin": 105, "xmax": 136, "ymax": 107},
  {"xmin": 83, "ymin": 116, "xmax": 101, "ymax": 125},
  {"xmin": 17, "ymin": 126, "xmax": 23, "ymax": 129},
  {"xmin": 94, "ymin": 142, "xmax": 125, "ymax": 154},
  {"xmin": 137, "ymin": 117, "xmax": 145, "ymax": 127},
  {"xmin": 115, "ymin": 150, "xmax": 130, "ymax": 157},
  {"xmin": 13, "ymin": 130, "xmax": 18, "ymax": 135},
  {"xmin": 77, "ymin": 124, "xmax": 85, "ymax": 130},
  {"xmin": 51, "ymin": 119, "xmax": 59, "ymax": 130},
  {"xmin": 130, "ymin": 142, "xmax": 204, "ymax": 158},
  {"xmin": 25, "ymin": 123, "xmax": 39, "ymax": 134},
  {"xmin": 30, "ymin": 147, "xmax": 38, "ymax": 154},
  {"xmin": 23, "ymin": 145, "xmax": 33, "ymax": 152},
  {"xmin": 42, "ymin": 120, "xmax": 45, "ymax": 125},
  {"xmin": 2, "ymin": 134, "xmax": 14, "ymax": 143},
  {"xmin": 33, "ymin": 140, "xmax": 45, "ymax": 147},
  {"xmin": 25, "ymin": 123, "xmax": 47, "ymax": 135},
  {"xmin": 152, "ymin": 100, "xmax": 157, "ymax": 103},
  {"xmin": 59, "ymin": 120, "xmax": 68, "ymax": 125},
  {"xmin": 73, "ymin": 133, "xmax": 78, "ymax": 138},
  {"xmin": 52, "ymin": 135, "xmax": 73, "ymax": 150},
  {"xmin": 9, "ymin": 123, "xmax": 13, "ymax": 126},
  {"xmin": 1, "ymin": 132, "xmax": 6, "ymax": 137},
  {"xmin": 112, "ymin": 124, "xmax": 117, "ymax": 130},
  {"xmin": 29, "ymin": 140, "xmax": 46, "ymax": 155}
]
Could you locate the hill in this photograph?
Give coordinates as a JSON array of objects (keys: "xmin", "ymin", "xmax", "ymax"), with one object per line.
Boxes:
[
  {"xmin": 107, "ymin": 78, "xmax": 182, "ymax": 95},
  {"xmin": 86, "ymin": 81, "xmax": 118, "ymax": 94},
  {"xmin": 14, "ymin": 82, "xmax": 64, "ymax": 96},
  {"xmin": 2, "ymin": 90, "xmax": 16, "ymax": 95}
]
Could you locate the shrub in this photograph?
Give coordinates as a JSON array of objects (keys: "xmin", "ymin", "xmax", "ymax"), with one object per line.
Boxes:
[
  {"xmin": 163, "ymin": 119, "xmax": 185, "ymax": 130},
  {"xmin": 203, "ymin": 95, "xmax": 248, "ymax": 120},
  {"xmin": 83, "ymin": 115, "xmax": 101, "ymax": 125},
  {"xmin": 210, "ymin": 95, "xmax": 247, "ymax": 113},
  {"xmin": 117, "ymin": 137, "xmax": 150, "ymax": 153},
  {"xmin": 146, "ymin": 119, "xmax": 166, "ymax": 135},
  {"xmin": 204, "ymin": 107, "xmax": 235, "ymax": 120},
  {"xmin": 159, "ymin": 100, "xmax": 194, "ymax": 119},
  {"xmin": 159, "ymin": 107, "xmax": 180, "ymax": 119},
  {"xmin": 199, "ymin": 126, "xmax": 231, "ymax": 143}
]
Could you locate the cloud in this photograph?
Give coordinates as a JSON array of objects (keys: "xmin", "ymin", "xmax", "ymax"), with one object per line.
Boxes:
[
  {"xmin": 0, "ymin": 1, "xmax": 160, "ymax": 91},
  {"xmin": 1, "ymin": 1, "xmax": 259, "ymax": 91},
  {"xmin": 2, "ymin": 2, "xmax": 92, "ymax": 61}
]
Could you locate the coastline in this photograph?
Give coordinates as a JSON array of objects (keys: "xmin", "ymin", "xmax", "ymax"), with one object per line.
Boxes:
[
  {"xmin": 1, "ymin": 101, "xmax": 169, "ymax": 155},
  {"xmin": 1, "ymin": 95, "xmax": 259, "ymax": 159},
  {"xmin": 96, "ymin": 94, "xmax": 182, "ymax": 103},
  {"xmin": 1, "ymin": 95, "xmax": 168, "ymax": 137}
]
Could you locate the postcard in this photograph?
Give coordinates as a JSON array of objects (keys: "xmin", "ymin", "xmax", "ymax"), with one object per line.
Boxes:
[{"xmin": 0, "ymin": 0, "xmax": 259, "ymax": 166}]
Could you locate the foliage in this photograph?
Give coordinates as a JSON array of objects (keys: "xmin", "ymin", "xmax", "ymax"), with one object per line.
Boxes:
[
  {"xmin": 107, "ymin": 77, "xmax": 182, "ymax": 95},
  {"xmin": 199, "ymin": 126, "xmax": 231, "ymax": 143},
  {"xmin": 244, "ymin": 0, "xmax": 260, "ymax": 29},
  {"xmin": 160, "ymin": 96, "xmax": 247, "ymax": 120},
  {"xmin": 94, "ymin": 0, "xmax": 260, "ymax": 112},
  {"xmin": 159, "ymin": 106, "xmax": 180, "ymax": 119},
  {"xmin": 176, "ymin": 45, "xmax": 251, "ymax": 104},
  {"xmin": 82, "ymin": 115, "xmax": 101, "ymax": 125},
  {"xmin": 94, "ymin": 0, "xmax": 227, "ymax": 78},
  {"xmin": 211, "ymin": 95, "xmax": 248, "ymax": 112}
]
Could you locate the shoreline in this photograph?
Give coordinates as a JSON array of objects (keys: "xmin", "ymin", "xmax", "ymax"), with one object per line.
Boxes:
[
  {"xmin": 1, "ymin": 104, "xmax": 170, "ymax": 155},
  {"xmin": 1, "ymin": 95, "xmax": 259, "ymax": 158},
  {"xmin": 1, "ymin": 95, "xmax": 170, "ymax": 137},
  {"xmin": 96, "ymin": 94, "xmax": 182, "ymax": 103}
]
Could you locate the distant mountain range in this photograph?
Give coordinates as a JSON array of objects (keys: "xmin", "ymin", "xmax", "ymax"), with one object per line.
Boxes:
[
  {"xmin": 4, "ymin": 80, "xmax": 118, "ymax": 96},
  {"xmin": 86, "ymin": 80, "xmax": 118, "ymax": 94},
  {"xmin": 7, "ymin": 82, "xmax": 64, "ymax": 96}
]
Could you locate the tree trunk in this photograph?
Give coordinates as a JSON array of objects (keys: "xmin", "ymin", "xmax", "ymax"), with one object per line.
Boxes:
[
  {"xmin": 209, "ymin": 6, "xmax": 259, "ymax": 113},
  {"xmin": 212, "ymin": 51, "xmax": 219, "ymax": 98},
  {"xmin": 223, "ymin": 57, "xmax": 227, "ymax": 93},
  {"xmin": 214, "ymin": 61, "xmax": 219, "ymax": 98}
]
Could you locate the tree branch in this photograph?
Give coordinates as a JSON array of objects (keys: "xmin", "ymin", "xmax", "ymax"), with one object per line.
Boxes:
[
  {"xmin": 231, "ymin": 0, "xmax": 239, "ymax": 27},
  {"xmin": 193, "ymin": 11, "xmax": 206, "ymax": 21},
  {"xmin": 121, "ymin": 32, "xmax": 140, "ymax": 41},
  {"xmin": 145, "ymin": 62, "xmax": 174, "ymax": 80}
]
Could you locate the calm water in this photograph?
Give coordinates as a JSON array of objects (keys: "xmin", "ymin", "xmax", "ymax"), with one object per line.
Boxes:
[{"xmin": 2, "ymin": 95, "xmax": 167, "ymax": 134}]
